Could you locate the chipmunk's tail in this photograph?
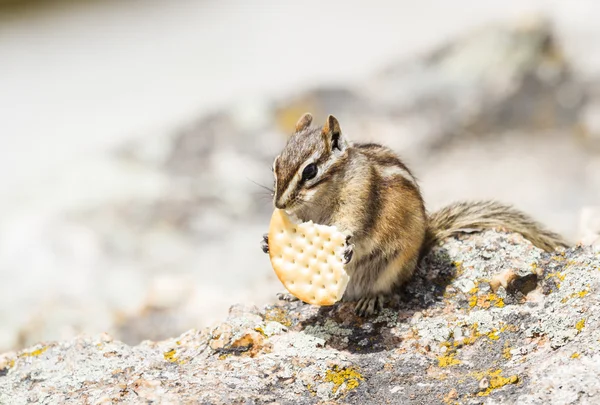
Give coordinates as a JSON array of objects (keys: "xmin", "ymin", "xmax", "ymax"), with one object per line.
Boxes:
[{"xmin": 423, "ymin": 200, "xmax": 569, "ymax": 253}]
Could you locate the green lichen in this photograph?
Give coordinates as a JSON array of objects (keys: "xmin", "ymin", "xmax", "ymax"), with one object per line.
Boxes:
[{"xmin": 324, "ymin": 366, "xmax": 364, "ymax": 393}]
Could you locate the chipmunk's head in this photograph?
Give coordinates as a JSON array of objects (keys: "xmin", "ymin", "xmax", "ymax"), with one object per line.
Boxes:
[{"xmin": 272, "ymin": 113, "xmax": 350, "ymax": 212}]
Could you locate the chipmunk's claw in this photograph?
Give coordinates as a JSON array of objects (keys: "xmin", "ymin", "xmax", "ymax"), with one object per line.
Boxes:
[
  {"xmin": 261, "ymin": 233, "xmax": 269, "ymax": 254},
  {"xmin": 354, "ymin": 295, "xmax": 385, "ymax": 316}
]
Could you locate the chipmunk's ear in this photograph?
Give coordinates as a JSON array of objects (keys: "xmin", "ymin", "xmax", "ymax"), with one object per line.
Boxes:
[
  {"xmin": 295, "ymin": 113, "xmax": 313, "ymax": 132},
  {"xmin": 322, "ymin": 115, "xmax": 348, "ymax": 152}
]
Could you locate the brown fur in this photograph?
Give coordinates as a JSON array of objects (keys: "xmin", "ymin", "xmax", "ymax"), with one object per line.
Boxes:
[{"xmin": 269, "ymin": 113, "xmax": 569, "ymax": 315}]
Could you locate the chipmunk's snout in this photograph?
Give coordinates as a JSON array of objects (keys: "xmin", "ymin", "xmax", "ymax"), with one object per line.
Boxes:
[{"xmin": 274, "ymin": 199, "xmax": 287, "ymax": 210}]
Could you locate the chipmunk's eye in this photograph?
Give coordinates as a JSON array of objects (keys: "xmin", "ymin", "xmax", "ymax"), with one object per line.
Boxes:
[{"xmin": 302, "ymin": 163, "xmax": 318, "ymax": 181}]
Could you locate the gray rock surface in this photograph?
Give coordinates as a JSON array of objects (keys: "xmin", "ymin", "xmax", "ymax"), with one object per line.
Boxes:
[
  {"xmin": 2, "ymin": 231, "xmax": 599, "ymax": 404},
  {"xmin": 2, "ymin": 15, "xmax": 600, "ymax": 355}
]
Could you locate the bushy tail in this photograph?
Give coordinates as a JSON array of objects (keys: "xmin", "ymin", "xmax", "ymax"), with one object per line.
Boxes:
[{"xmin": 424, "ymin": 200, "xmax": 569, "ymax": 253}]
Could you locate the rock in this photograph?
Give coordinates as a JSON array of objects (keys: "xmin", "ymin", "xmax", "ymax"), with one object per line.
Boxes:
[
  {"xmin": 1, "ymin": 231, "xmax": 600, "ymax": 404},
  {"xmin": 2, "ymin": 15, "xmax": 600, "ymax": 357}
]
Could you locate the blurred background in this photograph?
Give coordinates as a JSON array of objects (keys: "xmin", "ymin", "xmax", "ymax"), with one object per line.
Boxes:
[{"xmin": 1, "ymin": 0, "xmax": 600, "ymax": 352}]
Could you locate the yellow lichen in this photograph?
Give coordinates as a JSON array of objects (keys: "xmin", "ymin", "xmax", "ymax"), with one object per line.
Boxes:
[
  {"xmin": 254, "ymin": 326, "xmax": 267, "ymax": 337},
  {"xmin": 472, "ymin": 369, "xmax": 519, "ymax": 397},
  {"xmin": 503, "ymin": 344, "xmax": 512, "ymax": 360},
  {"xmin": 487, "ymin": 329, "xmax": 500, "ymax": 341},
  {"xmin": 469, "ymin": 292, "xmax": 504, "ymax": 309},
  {"xmin": 453, "ymin": 261, "xmax": 464, "ymax": 276},
  {"xmin": 561, "ymin": 290, "xmax": 589, "ymax": 303},
  {"xmin": 477, "ymin": 370, "xmax": 519, "ymax": 397},
  {"xmin": 571, "ymin": 352, "xmax": 580, "ymax": 359},
  {"xmin": 438, "ymin": 352, "xmax": 461, "ymax": 367},
  {"xmin": 163, "ymin": 349, "xmax": 186, "ymax": 364},
  {"xmin": 547, "ymin": 272, "xmax": 566, "ymax": 282},
  {"xmin": 324, "ymin": 366, "xmax": 364, "ymax": 393},
  {"xmin": 19, "ymin": 346, "xmax": 48, "ymax": 358},
  {"xmin": 575, "ymin": 319, "xmax": 586, "ymax": 332},
  {"xmin": 264, "ymin": 307, "xmax": 292, "ymax": 327},
  {"xmin": 453, "ymin": 324, "xmax": 483, "ymax": 347}
]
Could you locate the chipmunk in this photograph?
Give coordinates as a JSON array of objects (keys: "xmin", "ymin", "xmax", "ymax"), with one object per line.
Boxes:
[{"xmin": 261, "ymin": 113, "xmax": 569, "ymax": 316}]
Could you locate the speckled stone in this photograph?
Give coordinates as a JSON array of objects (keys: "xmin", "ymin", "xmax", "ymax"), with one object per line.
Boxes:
[{"xmin": 1, "ymin": 231, "xmax": 600, "ymax": 404}]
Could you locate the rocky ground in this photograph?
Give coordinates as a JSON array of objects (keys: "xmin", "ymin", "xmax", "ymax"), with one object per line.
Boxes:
[
  {"xmin": 1, "ymin": 15, "xmax": 600, "ymax": 355},
  {"xmin": 1, "ymin": 230, "xmax": 599, "ymax": 404}
]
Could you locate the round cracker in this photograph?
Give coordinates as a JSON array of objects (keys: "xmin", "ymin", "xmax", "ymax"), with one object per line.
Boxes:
[{"xmin": 268, "ymin": 209, "xmax": 349, "ymax": 306}]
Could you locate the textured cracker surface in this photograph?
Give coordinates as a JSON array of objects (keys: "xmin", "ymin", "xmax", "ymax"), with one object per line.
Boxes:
[{"xmin": 268, "ymin": 209, "xmax": 349, "ymax": 305}]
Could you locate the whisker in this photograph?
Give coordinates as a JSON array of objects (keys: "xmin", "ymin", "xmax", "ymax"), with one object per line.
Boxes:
[{"xmin": 246, "ymin": 177, "xmax": 274, "ymax": 194}]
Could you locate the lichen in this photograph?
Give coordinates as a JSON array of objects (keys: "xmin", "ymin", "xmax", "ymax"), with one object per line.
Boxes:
[
  {"xmin": 570, "ymin": 352, "xmax": 580, "ymax": 359},
  {"xmin": 469, "ymin": 292, "xmax": 504, "ymax": 309},
  {"xmin": 264, "ymin": 307, "xmax": 292, "ymax": 327},
  {"xmin": 163, "ymin": 349, "xmax": 185, "ymax": 365},
  {"xmin": 503, "ymin": 342, "xmax": 512, "ymax": 360},
  {"xmin": 575, "ymin": 319, "xmax": 586, "ymax": 332},
  {"xmin": 472, "ymin": 369, "xmax": 519, "ymax": 396},
  {"xmin": 438, "ymin": 352, "xmax": 461, "ymax": 367},
  {"xmin": 561, "ymin": 290, "xmax": 589, "ymax": 303},
  {"xmin": 324, "ymin": 366, "xmax": 364, "ymax": 393},
  {"xmin": 19, "ymin": 346, "xmax": 48, "ymax": 358}
]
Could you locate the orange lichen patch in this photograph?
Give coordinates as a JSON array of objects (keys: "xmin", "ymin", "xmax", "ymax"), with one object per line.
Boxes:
[
  {"xmin": 230, "ymin": 331, "xmax": 265, "ymax": 357},
  {"xmin": 471, "ymin": 369, "xmax": 519, "ymax": 397},
  {"xmin": 469, "ymin": 292, "xmax": 504, "ymax": 309},
  {"xmin": 575, "ymin": 319, "xmax": 586, "ymax": 332},
  {"xmin": 19, "ymin": 346, "xmax": 48, "ymax": 358},
  {"xmin": 324, "ymin": 366, "xmax": 364, "ymax": 393},
  {"xmin": 438, "ymin": 352, "xmax": 461, "ymax": 367}
]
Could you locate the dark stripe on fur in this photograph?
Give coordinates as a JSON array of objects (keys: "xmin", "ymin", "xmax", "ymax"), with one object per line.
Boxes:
[{"xmin": 361, "ymin": 165, "xmax": 382, "ymax": 237}]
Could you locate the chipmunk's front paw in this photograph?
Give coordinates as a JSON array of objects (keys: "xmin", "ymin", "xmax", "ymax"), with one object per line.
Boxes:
[
  {"xmin": 343, "ymin": 235, "xmax": 354, "ymax": 264},
  {"xmin": 355, "ymin": 295, "xmax": 385, "ymax": 317},
  {"xmin": 261, "ymin": 233, "xmax": 269, "ymax": 254}
]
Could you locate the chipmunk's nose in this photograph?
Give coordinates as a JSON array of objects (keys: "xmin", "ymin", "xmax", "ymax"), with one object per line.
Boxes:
[{"xmin": 274, "ymin": 200, "xmax": 286, "ymax": 210}]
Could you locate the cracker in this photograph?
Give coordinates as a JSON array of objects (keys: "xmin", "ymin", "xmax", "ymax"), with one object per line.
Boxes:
[{"xmin": 268, "ymin": 209, "xmax": 349, "ymax": 306}]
